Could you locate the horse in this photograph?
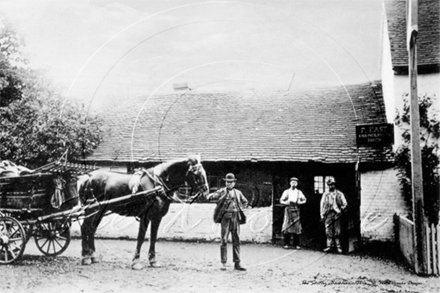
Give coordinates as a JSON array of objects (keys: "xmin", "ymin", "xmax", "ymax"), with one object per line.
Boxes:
[{"xmin": 78, "ymin": 155, "xmax": 209, "ymax": 269}]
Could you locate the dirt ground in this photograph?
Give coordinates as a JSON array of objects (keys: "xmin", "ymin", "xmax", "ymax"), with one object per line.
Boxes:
[{"xmin": 0, "ymin": 238, "xmax": 439, "ymax": 293}]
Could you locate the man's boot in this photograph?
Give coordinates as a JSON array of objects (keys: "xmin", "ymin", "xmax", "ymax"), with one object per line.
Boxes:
[
  {"xmin": 335, "ymin": 238, "xmax": 343, "ymax": 254},
  {"xmin": 283, "ymin": 233, "xmax": 291, "ymax": 249},
  {"xmin": 234, "ymin": 262, "xmax": 246, "ymax": 271},
  {"xmin": 323, "ymin": 238, "xmax": 332, "ymax": 252}
]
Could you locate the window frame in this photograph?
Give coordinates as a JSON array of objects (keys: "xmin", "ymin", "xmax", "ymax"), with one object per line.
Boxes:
[{"xmin": 314, "ymin": 175, "xmax": 334, "ymax": 194}]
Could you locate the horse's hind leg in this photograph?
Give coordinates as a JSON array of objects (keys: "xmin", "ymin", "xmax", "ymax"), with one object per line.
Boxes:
[
  {"xmin": 132, "ymin": 213, "xmax": 150, "ymax": 270},
  {"xmin": 148, "ymin": 217, "xmax": 163, "ymax": 267}
]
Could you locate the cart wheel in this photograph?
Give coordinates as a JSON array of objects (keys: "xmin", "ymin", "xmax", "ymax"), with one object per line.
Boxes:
[
  {"xmin": 34, "ymin": 221, "xmax": 71, "ymax": 256},
  {"xmin": 0, "ymin": 216, "xmax": 27, "ymax": 265}
]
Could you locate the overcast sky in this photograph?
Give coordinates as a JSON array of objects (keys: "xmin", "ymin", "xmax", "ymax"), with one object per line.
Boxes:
[{"xmin": 0, "ymin": 0, "xmax": 384, "ymax": 109}]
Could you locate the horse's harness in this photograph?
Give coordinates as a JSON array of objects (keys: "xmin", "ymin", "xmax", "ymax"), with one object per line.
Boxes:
[
  {"xmin": 81, "ymin": 162, "xmax": 204, "ymax": 211},
  {"xmin": 139, "ymin": 167, "xmax": 172, "ymax": 200},
  {"xmin": 79, "ymin": 169, "xmax": 170, "ymax": 220}
]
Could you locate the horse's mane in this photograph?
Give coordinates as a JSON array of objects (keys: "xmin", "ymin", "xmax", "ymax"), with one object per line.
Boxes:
[{"xmin": 153, "ymin": 155, "xmax": 201, "ymax": 177}]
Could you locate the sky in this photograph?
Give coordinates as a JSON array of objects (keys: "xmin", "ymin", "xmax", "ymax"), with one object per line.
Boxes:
[{"xmin": 0, "ymin": 0, "xmax": 384, "ymax": 109}]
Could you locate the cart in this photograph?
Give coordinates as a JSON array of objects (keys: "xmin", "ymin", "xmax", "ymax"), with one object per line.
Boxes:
[{"xmin": 0, "ymin": 160, "xmax": 161, "ymax": 265}]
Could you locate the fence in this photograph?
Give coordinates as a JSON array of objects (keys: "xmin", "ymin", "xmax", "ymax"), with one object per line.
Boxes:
[
  {"xmin": 394, "ymin": 214, "xmax": 416, "ymax": 269},
  {"xmin": 426, "ymin": 222, "xmax": 440, "ymax": 275},
  {"xmin": 394, "ymin": 214, "xmax": 440, "ymax": 276}
]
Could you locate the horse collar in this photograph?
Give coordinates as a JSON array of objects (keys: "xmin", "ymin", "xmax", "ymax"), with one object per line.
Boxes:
[{"xmin": 146, "ymin": 169, "xmax": 170, "ymax": 192}]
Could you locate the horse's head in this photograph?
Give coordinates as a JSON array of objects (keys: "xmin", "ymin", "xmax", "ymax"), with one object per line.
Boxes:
[
  {"xmin": 150, "ymin": 155, "xmax": 209, "ymax": 201},
  {"xmin": 185, "ymin": 154, "xmax": 209, "ymax": 199}
]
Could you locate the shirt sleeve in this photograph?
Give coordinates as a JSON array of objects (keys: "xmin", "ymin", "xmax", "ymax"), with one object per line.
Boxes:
[
  {"xmin": 280, "ymin": 190, "xmax": 289, "ymax": 205},
  {"xmin": 209, "ymin": 188, "xmax": 224, "ymax": 200},
  {"xmin": 339, "ymin": 192, "xmax": 348, "ymax": 209},
  {"xmin": 320, "ymin": 193, "xmax": 326, "ymax": 219},
  {"xmin": 241, "ymin": 191, "xmax": 249, "ymax": 208},
  {"xmin": 298, "ymin": 190, "xmax": 307, "ymax": 204}
]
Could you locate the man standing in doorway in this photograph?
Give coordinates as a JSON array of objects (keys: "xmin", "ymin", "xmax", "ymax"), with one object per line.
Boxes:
[
  {"xmin": 207, "ymin": 173, "xmax": 248, "ymax": 271},
  {"xmin": 280, "ymin": 177, "xmax": 307, "ymax": 249},
  {"xmin": 320, "ymin": 178, "xmax": 347, "ymax": 253}
]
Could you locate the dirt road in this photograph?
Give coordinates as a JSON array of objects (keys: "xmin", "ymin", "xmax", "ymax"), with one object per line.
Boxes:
[{"xmin": 1, "ymin": 239, "xmax": 438, "ymax": 293}]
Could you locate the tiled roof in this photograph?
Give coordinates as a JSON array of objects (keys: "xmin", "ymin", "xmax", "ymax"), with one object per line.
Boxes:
[
  {"xmin": 87, "ymin": 82, "xmax": 392, "ymax": 164},
  {"xmin": 384, "ymin": 0, "xmax": 440, "ymax": 70}
]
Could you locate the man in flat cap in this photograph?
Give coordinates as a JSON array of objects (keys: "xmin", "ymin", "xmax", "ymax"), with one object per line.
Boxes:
[
  {"xmin": 320, "ymin": 178, "xmax": 347, "ymax": 253},
  {"xmin": 207, "ymin": 173, "xmax": 248, "ymax": 271},
  {"xmin": 280, "ymin": 177, "xmax": 307, "ymax": 249}
]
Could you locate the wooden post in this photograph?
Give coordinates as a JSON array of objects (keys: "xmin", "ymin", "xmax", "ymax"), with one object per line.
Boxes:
[{"xmin": 407, "ymin": 0, "xmax": 428, "ymax": 275}]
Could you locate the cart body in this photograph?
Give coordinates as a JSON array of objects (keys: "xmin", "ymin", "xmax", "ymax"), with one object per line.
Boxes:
[
  {"xmin": 0, "ymin": 172, "xmax": 79, "ymax": 218},
  {"xmin": 0, "ymin": 161, "xmax": 95, "ymax": 264},
  {"xmin": 0, "ymin": 161, "xmax": 160, "ymax": 264}
]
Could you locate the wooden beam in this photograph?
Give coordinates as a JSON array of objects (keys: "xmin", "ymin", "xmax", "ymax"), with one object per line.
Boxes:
[{"xmin": 407, "ymin": 3, "xmax": 428, "ymax": 273}]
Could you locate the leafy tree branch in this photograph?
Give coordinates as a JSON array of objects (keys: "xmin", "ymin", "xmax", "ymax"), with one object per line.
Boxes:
[
  {"xmin": 394, "ymin": 94, "xmax": 439, "ymax": 224},
  {"xmin": 0, "ymin": 22, "xmax": 102, "ymax": 168}
]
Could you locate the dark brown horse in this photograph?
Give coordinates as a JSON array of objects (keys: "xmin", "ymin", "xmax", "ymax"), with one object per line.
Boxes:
[{"xmin": 78, "ymin": 155, "xmax": 209, "ymax": 269}]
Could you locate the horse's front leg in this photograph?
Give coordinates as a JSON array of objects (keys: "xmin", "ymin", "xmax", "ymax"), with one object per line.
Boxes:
[
  {"xmin": 81, "ymin": 216, "xmax": 94, "ymax": 265},
  {"xmin": 132, "ymin": 213, "xmax": 150, "ymax": 270},
  {"xmin": 148, "ymin": 217, "xmax": 163, "ymax": 267},
  {"xmin": 81, "ymin": 211, "xmax": 103, "ymax": 265}
]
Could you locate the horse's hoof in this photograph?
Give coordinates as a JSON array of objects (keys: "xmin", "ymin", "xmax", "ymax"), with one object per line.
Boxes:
[
  {"xmin": 81, "ymin": 257, "xmax": 92, "ymax": 266},
  {"xmin": 132, "ymin": 262, "xmax": 144, "ymax": 270}
]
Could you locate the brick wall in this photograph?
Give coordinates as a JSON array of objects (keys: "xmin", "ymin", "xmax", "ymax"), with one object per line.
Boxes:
[
  {"xmin": 71, "ymin": 203, "xmax": 272, "ymax": 243},
  {"xmin": 360, "ymin": 168, "xmax": 407, "ymax": 241}
]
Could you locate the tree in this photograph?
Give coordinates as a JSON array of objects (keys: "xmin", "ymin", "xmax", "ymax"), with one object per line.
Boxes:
[
  {"xmin": 395, "ymin": 94, "xmax": 440, "ymax": 224},
  {"xmin": 0, "ymin": 22, "xmax": 102, "ymax": 168}
]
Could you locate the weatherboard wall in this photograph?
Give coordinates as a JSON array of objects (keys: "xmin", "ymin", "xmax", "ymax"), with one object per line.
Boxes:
[{"xmin": 71, "ymin": 204, "xmax": 273, "ymax": 243}]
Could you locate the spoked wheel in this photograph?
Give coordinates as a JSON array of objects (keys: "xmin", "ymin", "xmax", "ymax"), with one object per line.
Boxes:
[
  {"xmin": 34, "ymin": 221, "xmax": 71, "ymax": 256},
  {"xmin": 0, "ymin": 216, "xmax": 27, "ymax": 265}
]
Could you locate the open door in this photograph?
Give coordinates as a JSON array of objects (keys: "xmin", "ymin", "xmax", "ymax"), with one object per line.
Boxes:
[
  {"xmin": 334, "ymin": 162, "xmax": 361, "ymax": 253},
  {"xmin": 346, "ymin": 161, "xmax": 361, "ymax": 252}
]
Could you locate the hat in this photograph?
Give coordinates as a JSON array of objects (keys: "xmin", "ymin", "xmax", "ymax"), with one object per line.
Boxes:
[
  {"xmin": 290, "ymin": 177, "xmax": 298, "ymax": 182},
  {"xmin": 223, "ymin": 173, "xmax": 237, "ymax": 182},
  {"xmin": 327, "ymin": 178, "xmax": 336, "ymax": 185}
]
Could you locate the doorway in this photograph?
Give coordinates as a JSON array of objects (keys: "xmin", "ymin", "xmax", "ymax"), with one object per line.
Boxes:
[{"xmin": 272, "ymin": 162, "xmax": 359, "ymax": 252}]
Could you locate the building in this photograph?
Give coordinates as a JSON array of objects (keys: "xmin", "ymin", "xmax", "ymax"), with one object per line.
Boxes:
[
  {"xmin": 82, "ymin": 81, "xmax": 401, "ymax": 250},
  {"xmin": 382, "ymin": 0, "xmax": 440, "ymax": 139},
  {"xmin": 375, "ymin": 0, "xmax": 440, "ymax": 231}
]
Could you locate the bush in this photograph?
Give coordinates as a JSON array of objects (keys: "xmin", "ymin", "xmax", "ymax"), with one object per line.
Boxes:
[{"xmin": 394, "ymin": 94, "xmax": 440, "ymax": 224}]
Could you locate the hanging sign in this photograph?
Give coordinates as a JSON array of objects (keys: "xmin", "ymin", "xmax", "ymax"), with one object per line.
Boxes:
[{"xmin": 356, "ymin": 123, "xmax": 394, "ymax": 146}]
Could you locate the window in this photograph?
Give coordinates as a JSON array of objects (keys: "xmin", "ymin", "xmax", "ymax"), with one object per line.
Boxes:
[
  {"xmin": 314, "ymin": 176, "xmax": 325, "ymax": 194},
  {"xmin": 208, "ymin": 175, "xmax": 223, "ymax": 192},
  {"xmin": 314, "ymin": 176, "xmax": 334, "ymax": 194}
]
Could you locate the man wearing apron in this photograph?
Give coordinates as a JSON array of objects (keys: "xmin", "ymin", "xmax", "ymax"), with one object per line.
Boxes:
[{"xmin": 280, "ymin": 177, "xmax": 307, "ymax": 249}]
